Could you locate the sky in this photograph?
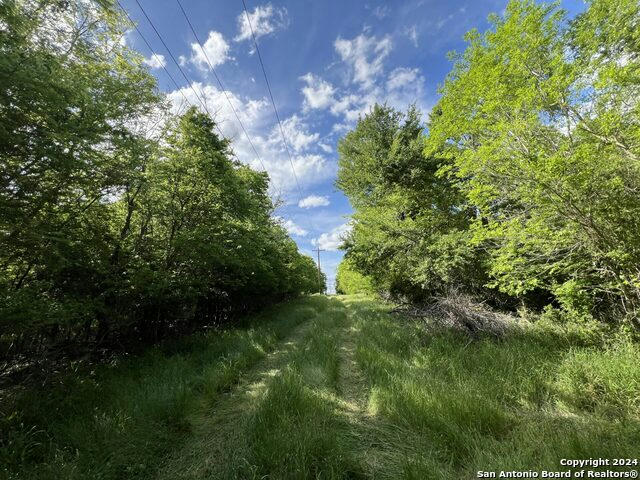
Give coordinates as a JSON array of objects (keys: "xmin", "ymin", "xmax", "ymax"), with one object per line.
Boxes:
[{"xmin": 120, "ymin": 0, "xmax": 585, "ymax": 292}]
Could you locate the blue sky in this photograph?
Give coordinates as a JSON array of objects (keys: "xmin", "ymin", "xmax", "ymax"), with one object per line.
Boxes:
[{"xmin": 121, "ymin": 0, "xmax": 585, "ymax": 292}]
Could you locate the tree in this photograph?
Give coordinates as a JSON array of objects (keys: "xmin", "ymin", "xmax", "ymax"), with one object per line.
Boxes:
[
  {"xmin": 426, "ymin": 0, "xmax": 640, "ymax": 318},
  {"xmin": 337, "ymin": 104, "xmax": 486, "ymax": 302},
  {"xmin": 335, "ymin": 258, "xmax": 374, "ymax": 295},
  {"xmin": 0, "ymin": 2, "xmax": 322, "ymax": 358}
]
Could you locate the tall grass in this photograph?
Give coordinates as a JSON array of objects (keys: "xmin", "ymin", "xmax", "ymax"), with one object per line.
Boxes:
[
  {"xmin": 346, "ymin": 296, "xmax": 640, "ymax": 478},
  {"xmin": 185, "ymin": 300, "xmax": 363, "ymax": 480},
  {"xmin": 3, "ymin": 294, "xmax": 639, "ymax": 479},
  {"xmin": 0, "ymin": 296, "xmax": 328, "ymax": 480}
]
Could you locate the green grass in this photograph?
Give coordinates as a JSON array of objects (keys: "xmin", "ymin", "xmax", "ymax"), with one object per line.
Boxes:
[
  {"xmin": 0, "ymin": 296, "xmax": 329, "ymax": 480},
  {"xmin": 345, "ymin": 296, "xmax": 640, "ymax": 478},
  {"xmin": 2, "ymin": 294, "xmax": 640, "ymax": 479}
]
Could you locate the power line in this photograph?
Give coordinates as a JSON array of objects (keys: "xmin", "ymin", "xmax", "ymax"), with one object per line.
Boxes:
[
  {"xmin": 131, "ymin": 0, "xmax": 219, "ymax": 127},
  {"xmin": 115, "ymin": 0, "xmax": 193, "ymax": 113},
  {"xmin": 125, "ymin": 0, "xmax": 316, "ymax": 243},
  {"xmin": 239, "ymin": 0, "xmax": 322, "ymax": 245},
  {"xmin": 240, "ymin": 0, "xmax": 303, "ymax": 199},
  {"xmin": 174, "ymin": 0, "xmax": 269, "ymax": 175}
]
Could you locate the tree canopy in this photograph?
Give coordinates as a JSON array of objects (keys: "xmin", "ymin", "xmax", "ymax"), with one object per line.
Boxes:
[
  {"xmin": 338, "ymin": 0, "xmax": 640, "ymax": 322},
  {"xmin": 0, "ymin": 0, "xmax": 322, "ymax": 359}
]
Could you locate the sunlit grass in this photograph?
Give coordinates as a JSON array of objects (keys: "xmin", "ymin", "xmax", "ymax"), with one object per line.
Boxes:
[
  {"xmin": 0, "ymin": 296, "xmax": 329, "ymax": 479},
  {"xmin": 346, "ymin": 296, "xmax": 640, "ymax": 478},
  {"xmin": 3, "ymin": 294, "xmax": 640, "ymax": 479}
]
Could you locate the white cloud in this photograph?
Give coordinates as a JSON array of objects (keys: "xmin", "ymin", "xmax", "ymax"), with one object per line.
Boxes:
[
  {"xmin": 275, "ymin": 217, "xmax": 308, "ymax": 236},
  {"xmin": 299, "ymin": 195, "xmax": 330, "ymax": 209},
  {"xmin": 319, "ymin": 142, "xmax": 333, "ymax": 153},
  {"xmin": 387, "ymin": 67, "xmax": 420, "ymax": 90},
  {"xmin": 235, "ymin": 3, "xmax": 288, "ymax": 43},
  {"xmin": 329, "ymin": 93, "xmax": 358, "ymax": 116},
  {"xmin": 332, "ymin": 123, "xmax": 350, "ymax": 134},
  {"xmin": 168, "ymin": 82, "xmax": 335, "ymax": 194},
  {"xmin": 372, "ymin": 5, "xmax": 389, "ymax": 19},
  {"xmin": 300, "ymin": 73, "xmax": 336, "ymax": 110},
  {"xmin": 406, "ymin": 25, "xmax": 419, "ymax": 48},
  {"xmin": 270, "ymin": 115, "xmax": 319, "ymax": 152},
  {"xmin": 312, "ymin": 223, "xmax": 351, "ymax": 251},
  {"xmin": 178, "ymin": 55, "xmax": 188, "ymax": 66},
  {"xmin": 306, "ymin": 65, "xmax": 426, "ymax": 129},
  {"xmin": 334, "ymin": 33, "xmax": 392, "ymax": 88},
  {"xmin": 143, "ymin": 53, "xmax": 166, "ymax": 69},
  {"xmin": 190, "ymin": 31, "xmax": 231, "ymax": 71}
]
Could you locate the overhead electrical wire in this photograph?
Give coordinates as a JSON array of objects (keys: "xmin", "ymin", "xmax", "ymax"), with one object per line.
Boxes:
[
  {"xmin": 119, "ymin": 0, "xmax": 317, "ymax": 241},
  {"xmin": 239, "ymin": 0, "xmax": 321, "ymax": 242},
  {"xmin": 115, "ymin": 0, "xmax": 193, "ymax": 115},
  {"xmin": 240, "ymin": 0, "xmax": 304, "ymax": 200},
  {"xmin": 131, "ymin": 0, "xmax": 223, "ymax": 134},
  {"xmin": 174, "ymin": 0, "xmax": 269, "ymax": 175}
]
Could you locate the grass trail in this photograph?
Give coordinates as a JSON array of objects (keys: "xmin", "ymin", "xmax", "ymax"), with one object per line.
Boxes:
[
  {"xmin": 156, "ymin": 312, "xmax": 316, "ymax": 478},
  {"xmin": 3, "ymin": 294, "xmax": 640, "ymax": 479}
]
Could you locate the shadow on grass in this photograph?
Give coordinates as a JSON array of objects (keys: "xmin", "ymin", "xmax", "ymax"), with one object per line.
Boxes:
[
  {"xmin": 0, "ymin": 295, "xmax": 330, "ymax": 480},
  {"xmin": 4, "ymin": 294, "xmax": 639, "ymax": 480},
  {"xmin": 342, "ymin": 296, "xmax": 640, "ymax": 479}
]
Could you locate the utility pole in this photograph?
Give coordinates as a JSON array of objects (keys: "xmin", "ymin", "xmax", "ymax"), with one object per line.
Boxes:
[{"xmin": 313, "ymin": 247, "xmax": 325, "ymax": 294}]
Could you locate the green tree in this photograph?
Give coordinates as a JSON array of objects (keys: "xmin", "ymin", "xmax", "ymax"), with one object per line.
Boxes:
[
  {"xmin": 335, "ymin": 258, "xmax": 374, "ymax": 295},
  {"xmin": 0, "ymin": 1, "xmax": 322, "ymax": 357},
  {"xmin": 337, "ymin": 104, "xmax": 486, "ymax": 302},
  {"xmin": 0, "ymin": 0, "xmax": 161, "ymax": 343},
  {"xmin": 426, "ymin": 0, "xmax": 640, "ymax": 318}
]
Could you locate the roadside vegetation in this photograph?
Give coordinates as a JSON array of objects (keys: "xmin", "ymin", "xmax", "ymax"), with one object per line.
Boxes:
[
  {"xmin": 0, "ymin": 1, "xmax": 323, "ymax": 369},
  {"xmin": 1, "ymin": 296, "xmax": 330, "ymax": 479},
  {"xmin": 2, "ymin": 0, "xmax": 639, "ymax": 478},
  {"xmin": 337, "ymin": 0, "xmax": 640, "ymax": 324},
  {"xmin": 3, "ymin": 296, "xmax": 638, "ymax": 479}
]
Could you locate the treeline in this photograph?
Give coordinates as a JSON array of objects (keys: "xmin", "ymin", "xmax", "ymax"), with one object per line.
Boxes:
[
  {"xmin": 0, "ymin": 1, "xmax": 322, "ymax": 361},
  {"xmin": 337, "ymin": 0, "xmax": 639, "ymax": 323}
]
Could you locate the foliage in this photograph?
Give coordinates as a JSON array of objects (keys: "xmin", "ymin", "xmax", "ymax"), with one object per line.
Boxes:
[
  {"xmin": 0, "ymin": 296, "xmax": 329, "ymax": 479},
  {"xmin": 335, "ymin": 258, "xmax": 374, "ymax": 295},
  {"xmin": 426, "ymin": 0, "xmax": 640, "ymax": 318},
  {"xmin": 0, "ymin": 0, "xmax": 322, "ymax": 360},
  {"xmin": 5, "ymin": 295, "xmax": 639, "ymax": 479},
  {"xmin": 337, "ymin": 104, "xmax": 487, "ymax": 303},
  {"xmin": 338, "ymin": 0, "xmax": 640, "ymax": 320},
  {"xmin": 349, "ymin": 297, "xmax": 640, "ymax": 478}
]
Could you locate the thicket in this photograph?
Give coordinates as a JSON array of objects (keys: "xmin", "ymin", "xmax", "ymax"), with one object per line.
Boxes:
[
  {"xmin": 0, "ymin": 0, "xmax": 322, "ymax": 365},
  {"xmin": 337, "ymin": 0, "xmax": 640, "ymax": 323},
  {"xmin": 335, "ymin": 258, "xmax": 374, "ymax": 295}
]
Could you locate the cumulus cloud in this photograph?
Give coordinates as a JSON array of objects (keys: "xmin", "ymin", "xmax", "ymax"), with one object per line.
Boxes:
[
  {"xmin": 312, "ymin": 223, "xmax": 351, "ymax": 251},
  {"xmin": 299, "ymin": 195, "xmax": 330, "ymax": 209},
  {"xmin": 270, "ymin": 115, "xmax": 319, "ymax": 152},
  {"xmin": 387, "ymin": 67, "xmax": 420, "ymax": 90},
  {"xmin": 166, "ymin": 83, "xmax": 334, "ymax": 193},
  {"xmin": 334, "ymin": 33, "xmax": 392, "ymax": 88},
  {"xmin": 235, "ymin": 3, "xmax": 288, "ymax": 43},
  {"xmin": 296, "ymin": 29, "xmax": 430, "ymax": 130},
  {"xmin": 300, "ymin": 73, "xmax": 336, "ymax": 110},
  {"xmin": 275, "ymin": 217, "xmax": 308, "ymax": 236},
  {"xmin": 298, "ymin": 65, "xmax": 426, "ymax": 129},
  {"xmin": 143, "ymin": 53, "xmax": 166, "ymax": 69},
  {"xmin": 190, "ymin": 31, "xmax": 231, "ymax": 71}
]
